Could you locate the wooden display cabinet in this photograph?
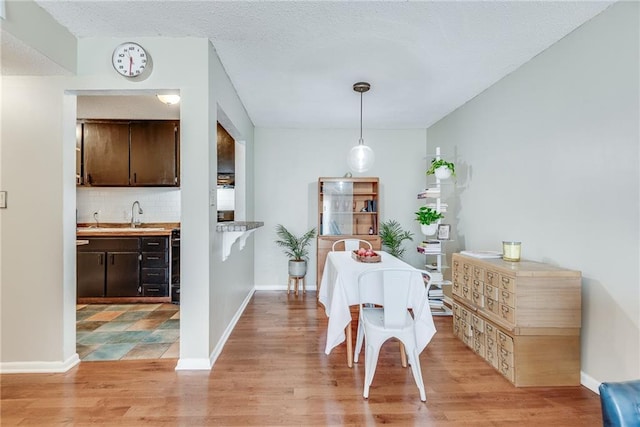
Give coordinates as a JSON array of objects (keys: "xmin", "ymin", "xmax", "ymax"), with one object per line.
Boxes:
[{"xmin": 316, "ymin": 177, "xmax": 381, "ymax": 295}]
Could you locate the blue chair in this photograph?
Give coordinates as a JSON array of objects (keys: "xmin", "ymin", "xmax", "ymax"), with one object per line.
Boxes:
[{"xmin": 599, "ymin": 380, "xmax": 640, "ymax": 427}]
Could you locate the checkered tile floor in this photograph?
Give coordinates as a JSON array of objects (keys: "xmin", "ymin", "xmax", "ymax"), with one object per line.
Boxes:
[{"xmin": 76, "ymin": 303, "xmax": 180, "ymax": 361}]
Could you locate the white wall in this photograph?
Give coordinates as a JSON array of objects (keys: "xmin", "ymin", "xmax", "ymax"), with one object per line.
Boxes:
[
  {"xmin": 1, "ymin": 31, "xmax": 256, "ymax": 371},
  {"xmin": 254, "ymin": 128, "xmax": 427, "ymax": 289},
  {"xmin": 427, "ymin": 1, "xmax": 639, "ymax": 385}
]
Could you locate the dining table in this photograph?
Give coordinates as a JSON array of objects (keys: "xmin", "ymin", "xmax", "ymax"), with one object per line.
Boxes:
[{"xmin": 318, "ymin": 250, "xmax": 437, "ymax": 367}]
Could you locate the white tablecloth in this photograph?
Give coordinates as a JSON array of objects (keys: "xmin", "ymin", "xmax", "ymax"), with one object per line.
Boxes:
[{"xmin": 318, "ymin": 250, "xmax": 437, "ymax": 355}]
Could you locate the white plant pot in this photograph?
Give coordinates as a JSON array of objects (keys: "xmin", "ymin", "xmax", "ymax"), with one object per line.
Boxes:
[
  {"xmin": 435, "ymin": 166, "xmax": 452, "ymax": 180},
  {"xmin": 288, "ymin": 260, "xmax": 307, "ymax": 278},
  {"xmin": 421, "ymin": 223, "xmax": 438, "ymax": 236}
]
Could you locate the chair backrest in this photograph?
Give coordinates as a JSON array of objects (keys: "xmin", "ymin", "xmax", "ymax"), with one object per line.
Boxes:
[
  {"xmin": 358, "ymin": 268, "xmax": 420, "ymax": 329},
  {"xmin": 332, "ymin": 239, "xmax": 373, "ymax": 252}
]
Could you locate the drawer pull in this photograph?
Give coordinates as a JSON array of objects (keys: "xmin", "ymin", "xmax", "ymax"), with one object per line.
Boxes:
[
  {"xmin": 502, "ymin": 290, "xmax": 510, "ymax": 298},
  {"xmin": 147, "ymin": 256, "xmax": 160, "ymax": 260},
  {"xmin": 147, "ymin": 242, "xmax": 160, "ymax": 246},
  {"xmin": 500, "ymin": 348, "xmax": 509, "ymax": 357},
  {"xmin": 499, "ymin": 333, "xmax": 506, "ymax": 343},
  {"xmin": 147, "ymin": 273, "xmax": 160, "ymax": 276},
  {"xmin": 486, "ymin": 299, "xmax": 494, "ymax": 309}
]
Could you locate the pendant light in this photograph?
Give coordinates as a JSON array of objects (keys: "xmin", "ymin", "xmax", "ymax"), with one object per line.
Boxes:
[{"xmin": 348, "ymin": 82, "xmax": 375, "ymax": 172}]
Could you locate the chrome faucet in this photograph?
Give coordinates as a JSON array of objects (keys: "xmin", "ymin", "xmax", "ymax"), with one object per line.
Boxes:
[{"xmin": 131, "ymin": 201, "xmax": 143, "ymax": 227}]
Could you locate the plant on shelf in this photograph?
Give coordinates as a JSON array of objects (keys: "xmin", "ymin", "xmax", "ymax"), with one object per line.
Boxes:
[
  {"xmin": 274, "ymin": 224, "xmax": 316, "ymax": 278},
  {"xmin": 415, "ymin": 206, "xmax": 444, "ymax": 236},
  {"xmin": 379, "ymin": 220, "xmax": 414, "ymax": 260},
  {"xmin": 426, "ymin": 158, "xmax": 455, "ymax": 180}
]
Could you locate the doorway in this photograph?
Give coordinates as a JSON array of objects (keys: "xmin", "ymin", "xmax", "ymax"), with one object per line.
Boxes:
[{"xmin": 75, "ymin": 93, "xmax": 181, "ymax": 361}]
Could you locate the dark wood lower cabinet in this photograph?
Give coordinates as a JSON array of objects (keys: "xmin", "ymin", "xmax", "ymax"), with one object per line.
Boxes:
[
  {"xmin": 105, "ymin": 252, "xmax": 141, "ymax": 297},
  {"xmin": 77, "ymin": 252, "xmax": 106, "ymax": 297},
  {"xmin": 77, "ymin": 236, "xmax": 170, "ymax": 302}
]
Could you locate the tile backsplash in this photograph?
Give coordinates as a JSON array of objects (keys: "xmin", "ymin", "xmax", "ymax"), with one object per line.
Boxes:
[{"xmin": 77, "ymin": 187, "xmax": 181, "ymax": 224}]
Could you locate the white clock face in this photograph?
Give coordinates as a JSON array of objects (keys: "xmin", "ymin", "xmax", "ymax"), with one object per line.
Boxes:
[{"xmin": 112, "ymin": 43, "xmax": 148, "ymax": 77}]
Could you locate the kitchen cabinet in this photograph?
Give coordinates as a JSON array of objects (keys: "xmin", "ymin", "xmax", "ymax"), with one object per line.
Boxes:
[
  {"xmin": 140, "ymin": 236, "xmax": 170, "ymax": 297},
  {"xmin": 217, "ymin": 123, "xmax": 235, "ymax": 174},
  {"xmin": 80, "ymin": 120, "xmax": 179, "ymax": 187},
  {"xmin": 131, "ymin": 121, "xmax": 179, "ymax": 186},
  {"xmin": 77, "ymin": 237, "xmax": 141, "ymax": 299},
  {"xmin": 77, "ymin": 252, "xmax": 106, "ymax": 297},
  {"xmin": 83, "ymin": 121, "xmax": 130, "ymax": 186}
]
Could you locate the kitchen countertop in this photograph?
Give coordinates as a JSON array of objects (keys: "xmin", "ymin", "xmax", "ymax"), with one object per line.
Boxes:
[
  {"xmin": 216, "ymin": 221, "xmax": 264, "ymax": 232},
  {"xmin": 76, "ymin": 223, "xmax": 178, "ymax": 237}
]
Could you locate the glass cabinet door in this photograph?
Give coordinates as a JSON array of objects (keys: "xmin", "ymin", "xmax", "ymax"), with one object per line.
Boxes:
[{"xmin": 321, "ymin": 181, "xmax": 353, "ymax": 235}]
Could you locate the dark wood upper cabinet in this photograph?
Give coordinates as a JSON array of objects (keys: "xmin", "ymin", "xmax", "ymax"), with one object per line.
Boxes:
[
  {"xmin": 80, "ymin": 120, "xmax": 180, "ymax": 187},
  {"xmin": 130, "ymin": 121, "xmax": 179, "ymax": 186},
  {"xmin": 83, "ymin": 121, "xmax": 130, "ymax": 186},
  {"xmin": 217, "ymin": 123, "xmax": 235, "ymax": 174}
]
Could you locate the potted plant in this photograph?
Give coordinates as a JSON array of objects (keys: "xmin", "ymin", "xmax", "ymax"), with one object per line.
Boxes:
[
  {"xmin": 274, "ymin": 224, "xmax": 316, "ymax": 278},
  {"xmin": 415, "ymin": 206, "xmax": 444, "ymax": 235},
  {"xmin": 426, "ymin": 158, "xmax": 455, "ymax": 180},
  {"xmin": 379, "ymin": 220, "xmax": 414, "ymax": 260}
]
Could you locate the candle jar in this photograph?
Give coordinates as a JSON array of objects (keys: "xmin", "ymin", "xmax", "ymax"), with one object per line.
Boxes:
[{"xmin": 502, "ymin": 241, "xmax": 521, "ymax": 262}]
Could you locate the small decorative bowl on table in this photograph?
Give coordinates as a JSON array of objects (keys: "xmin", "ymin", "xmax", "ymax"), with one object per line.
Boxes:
[{"xmin": 352, "ymin": 249, "xmax": 382, "ymax": 263}]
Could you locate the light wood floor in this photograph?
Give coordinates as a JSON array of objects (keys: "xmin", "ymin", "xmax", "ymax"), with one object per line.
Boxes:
[{"xmin": 2, "ymin": 291, "xmax": 602, "ymax": 426}]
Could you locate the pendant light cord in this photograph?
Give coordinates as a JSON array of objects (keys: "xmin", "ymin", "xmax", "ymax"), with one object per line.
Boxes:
[{"xmin": 359, "ymin": 91, "xmax": 364, "ymax": 145}]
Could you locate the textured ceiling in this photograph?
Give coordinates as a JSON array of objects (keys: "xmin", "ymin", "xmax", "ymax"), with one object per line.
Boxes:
[{"xmin": 27, "ymin": 1, "xmax": 616, "ymax": 128}]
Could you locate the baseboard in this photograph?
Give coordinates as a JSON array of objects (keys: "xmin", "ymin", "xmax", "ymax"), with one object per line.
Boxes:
[
  {"xmin": 0, "ymin": 353, "xmax": 80, "ymax": 374},
  {"xmin": 254, "ymin": 284, "xmax": 317, "ymax": 291},
  {"xmin": 581, "ymin": 371, "xmax": 601, "ymax": 394},
  {"xmin": 174, "ymin": 358, "xmax": 212, "ymax": 370},
  {"xmin": 208, "ymin": 288, "xmax": 256, "ymax": 367},
  {"xmin": 175, "ymin": 288, "xmax": 256, "ymax": 371}
]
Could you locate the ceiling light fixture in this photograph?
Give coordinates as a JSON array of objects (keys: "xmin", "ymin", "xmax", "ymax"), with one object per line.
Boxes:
[
  {"xmin": 348, "ymin": 82, "xmax": 374, "ymax": 173},
  {"xmin": 156, "ymin": 94, "xmax": 181, "ymax": 105}
]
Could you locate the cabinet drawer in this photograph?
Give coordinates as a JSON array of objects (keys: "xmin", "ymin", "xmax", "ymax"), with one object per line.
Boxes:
[
  {"xmin": 485, "ymin": 270, "xmax": 499, "ymax": 287},
  {"xmin": 471, "ymin": 291, "xmax": 484, "ymax": 308},
  {"xmin": 499, "ymin": 302, "xmax": 515, "ymax": 324},
  {"xmin": 499, "ymin": 289, "xmax": 515, "ymax": 306},
  {"xmin": 485, "ymin": 297, "xmax": 499, "ymax": 317},
  {"xmin": 452, "ymin": 281, "xmax": 461, "ymax": 297},
  {"xmin": 498, "ymin": 274, "xmax": 515, "ymax": 292},
  {"xmin": 473, "ymin": 340, "xmax": 486, "ymax": 358},
  {"xmin": 471, "ymin": 314, "xmax": 485, "ymax": 332},
  {"xmin": 461, "ymin": 307, "xmax": 470, "ymax": 323},
  {"xmin": 461, "ymin": 286, "xmax": 471, "ymax": 302},
  {"xmin": 485, "ymin": 322, "xmax": 497, "ymax": 342},
  {"xmin": 453, "ymin": 303, "xmax": 461, "ymax": 317},
  {"xmin": 141, "ymin": 268, "xmax": 168, "ymax": 284},
  {"xmin": 497, "ymin": 330, "xmax": 514, "ymax": 353},
  {"xmin": 142, "ymin": 284, "xmax": 169, "ymax": 297},
  {"xmin": 462, "ymin": 262, "xmax": 471, "ymax": 275},
  {"xmin": 141, "ymin": 236, "xmax": 168, "ymax": 251},
  {"xmin": 486, "ymin": 348, "xmax": 499, "ymax": 369},
  {"xmin": 499, "ymin": 359, "xmax": 515, "ymax": 383},
  {"xmin": 452, "ymin": 258, "xmax": 461, "ymax": 272},
  {"xmin": 484, "ymin": 283, "xmax": 498, "ymax": 300},
  {"xmin": 471, "ymin": 279, "xmax": 484, "ymax": 294},
  {"xmin": 472, "ymin": 265, "xmax": 485, "ymax": 282},
  {"xmin": 142, "ymin": 252, "xmax": 168, "ymax": 268}
]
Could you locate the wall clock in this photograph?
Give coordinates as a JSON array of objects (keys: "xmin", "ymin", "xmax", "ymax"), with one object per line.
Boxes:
[{"xmin": 112, "ymin": 42, "xmax": 149, "ymax": 78}]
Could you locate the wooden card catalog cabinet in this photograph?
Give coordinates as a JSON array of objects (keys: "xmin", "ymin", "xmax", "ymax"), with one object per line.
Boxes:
[{"xmin": 451, "ymin": 253, "xmax": 582, "ymax": 386}]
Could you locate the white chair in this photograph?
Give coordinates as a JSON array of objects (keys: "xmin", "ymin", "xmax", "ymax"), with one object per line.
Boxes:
[
  {"xmin": 354, "ymin": 268, "xmax": 427, "ymax": 401},
  {"xmin": 331, "ymin": 239, "xmax": 372, "ymax": 252}
]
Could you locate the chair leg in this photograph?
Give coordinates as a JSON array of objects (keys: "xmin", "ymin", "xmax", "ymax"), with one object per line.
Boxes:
[
  {"xmin": 363, "ymin": 342, "xmax": 380, "ymax": 399},
  {"xmin": 399, "ymin": 341, "xmax": 407, "ymax": 368},
  {"xmin": 354, "ymin": 314, "xmax": 364, "ymax": 363},
  {"xmin": 407, "ymin": 348, "xmax": 426, "ymax": 402}
]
